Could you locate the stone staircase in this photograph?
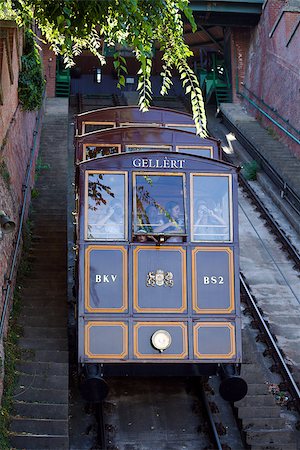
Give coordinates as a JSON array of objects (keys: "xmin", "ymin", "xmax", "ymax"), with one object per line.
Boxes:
[
  {"xmin": 9, "ymin": 98, "xmax": 69, "ymax": 449},
  {"xmin": 235, "ymin": 328, "xmax": 298, "ymax": 450}
]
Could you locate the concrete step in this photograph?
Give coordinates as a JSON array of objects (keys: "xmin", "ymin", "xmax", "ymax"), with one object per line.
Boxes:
[
  {"xmin": 17, "ymin": 373, "xmax": 68, "ymax": 390},
  {"xmin": 22, "ymin": 326, "xmax": 67, "ymax": 339},
  {"xmin": 20, "ymin": 293, "xmax": 67, "ymax": 302},
  {"xmin": 18, "ymin": 337, "xmax": 68, "ymax": 351},
  {"xmin": 9, "ymin": 433, "xmax": 68, "ymax": 449},
  {"xmin": 235, "ymin": 394, "xmax": 276, "ymax": 407},
  {"xmin": 20, "ymin": 304, "xmax": 67, "ymax": 316},
  {"xmin": 20, "ymin": 349, "xmax": 68, "ymax": 363},
  {"xmin": 245, "ymin": 384, "xmax": 270, "ymax": 395},
  {"xmin": 25, "ymin": 266, "xmax": 66, "ymax": 275},
  {"xmin": 246, "ymin": 429, "xmax": 295, "ymax": 445},
  {"xmin": 243, "ymin": 417, "xmax": 287, "ymax": 429},
  {"xmin": 22, "ymin": 280, "xmax": 66, "ymax": 289},
  {"xmin": 238, "ymin": 406, "xmax": 279, "ymax": 419},
  {"xmin": 20, "ymin": 315, "xmax": 67, "ymax": 327},
  {"xmin": 11, "ymin": 386, "xmax": 68, "ymax": 403},
  {"xmin": 251, "ymin": 445, "xmax": 297, "ymax": 450},
  {"xmin": 12, "ymin": 401, "xmax": 68, "ymax": 419},
  {"xmin": 10, "ymin": 417, "xmax": 68, "ymax": 435},
  {"xmin": 16, "ymin": 361, "xmax": 68, "ymax": 376}
]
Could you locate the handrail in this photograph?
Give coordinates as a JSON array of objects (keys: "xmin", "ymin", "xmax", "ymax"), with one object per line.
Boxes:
[
  {"xmin": 238, "ymin": 90, "xmax": 300, "ymax": 146},
  {"xmin": 241, "ymin": 84, "xmax": 300, "ymax": 137},
  {"xmin": 221, "ymin": 113, "xmax": 300, "ymax": 216},
  {"xmin": 0, "ymin": 91, "xmax": 46, "ymax": 338}
]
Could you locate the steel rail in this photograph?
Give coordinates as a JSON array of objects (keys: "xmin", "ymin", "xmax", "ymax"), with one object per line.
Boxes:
[
  {"xmin": 0, "ymin": 91, "xmax": 45, "ymax": 338},
  {"xmin": 96, "ymin": 402, "xmax": 107, "ymax": 450},
  {"xmin": 240, "ymin": 274, "xmax": 300, "ymax": 411},
  {"xmin": 238, "ymin": 174, "xmax": 300, "ymax": 269},
  {"xmin": 199, "ymin": 384, "xmax": 223, "ymax": 450},
  {"xmin": 221, "ymin": 114, "xmax": 300, "ymax": 216}
]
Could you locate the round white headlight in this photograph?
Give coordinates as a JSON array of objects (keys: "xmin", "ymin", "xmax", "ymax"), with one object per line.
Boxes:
[{"xmin": 151, "ymin": 329, "xmax": 172, "ymax": 352}]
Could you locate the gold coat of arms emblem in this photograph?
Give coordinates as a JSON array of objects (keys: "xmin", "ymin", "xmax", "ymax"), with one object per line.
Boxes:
[{"xmin": 146, "ymin": 269, "xmax": 174, "ymax": 287}]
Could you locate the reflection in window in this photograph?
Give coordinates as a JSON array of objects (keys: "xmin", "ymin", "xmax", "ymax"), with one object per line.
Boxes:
[
  {"xmin": 87, "ymin": 173, "xmax": 125, "ymax": 240},
  {"xmin": 134, "ymin": 175, "xmax": 186, "ymax": 239},
  {"xmin": 85, "ymin": 145, "xmax": 120, "ymax": 160},
  {"xmin": 125, "ymin": 145, "xmax": 171, "ymax": 153},
  {"xmin": 192, "ymin": 175, "xmax": 230, "ymax": 241},
  {"xmin": 177, "ymin": 147, "xmax": 212, "ymax": 158}
]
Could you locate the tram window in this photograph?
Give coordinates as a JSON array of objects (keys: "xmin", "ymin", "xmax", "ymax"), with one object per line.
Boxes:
[
  {"xmin": 133, "ymin": 174, "xmax": 186, "ymax": 239},
  {"xmin": 86, "ymin": 173, "xmax": 126, "ymax": 240},
  {"xmin": 83, "ymin": 123, "xmax": 115, "ymax": 134},
  {"xmin": 125, "ymin": 145, "xmax": 171, "ymax": 153},
  {"xmin": 192, "ymin": 175, "xmax": 231, "ymax": 242},
  {"xmin": 165, "ymin": 124, "xmax": 197, "ymax": 134},
  {"xmin": 177, "ymin": 146, "xmax": 212, "ymax": 158},
  {"xmin": 85, "ymin": 145, "xmax": 120, "ymax": 160}
]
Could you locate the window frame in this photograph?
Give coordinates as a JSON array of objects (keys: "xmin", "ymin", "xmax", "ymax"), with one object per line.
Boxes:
[
  {"xmin": 176, "ymin": 145, "xmax": 213, "ymax": 158},
  {"xmin": 83, "ymin": 143, "xmax": 121, "ymax": 161},
  {"xmin": 132, "ymin": 171, "xmax": 187, "ymax": 238},
  {"xmin": 85, "ymin": 170, "xmax": 128, "ymax": 241},
  {"xmin": 190, "ymin": 173, "xmax": 233, "ymax": 243}
]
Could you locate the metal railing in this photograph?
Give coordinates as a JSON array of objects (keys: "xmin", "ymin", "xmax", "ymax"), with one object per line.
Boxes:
[{"xmin": 221, "ymin": 113, "xmax": 300, "ymax": 216}]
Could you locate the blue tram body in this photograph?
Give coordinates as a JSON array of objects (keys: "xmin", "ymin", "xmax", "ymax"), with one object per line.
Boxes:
[{"xmin": 74, "ymin": 108, "xmax": 245, "ymax": 401}]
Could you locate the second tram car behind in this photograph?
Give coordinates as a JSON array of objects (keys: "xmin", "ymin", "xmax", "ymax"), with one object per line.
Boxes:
[{"xmin": 74, "ymin": 107, "xmax": 247, "ymax": 403}]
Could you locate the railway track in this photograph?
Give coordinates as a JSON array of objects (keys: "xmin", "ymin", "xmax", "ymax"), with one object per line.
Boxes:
[{"xmin": 95, "ymin": 377, "xmax": 243, "ymax": 450}]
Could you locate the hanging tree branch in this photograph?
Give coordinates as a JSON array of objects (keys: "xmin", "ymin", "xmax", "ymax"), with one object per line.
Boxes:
[{"xmin": 0, "ymin": 0, "xmax": 207, "ymax": 135}]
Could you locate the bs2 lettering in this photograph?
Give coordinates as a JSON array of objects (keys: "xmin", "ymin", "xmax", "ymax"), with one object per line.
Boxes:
[{"xmin": 203, "ymin": 276, "xmax": 224, "ymax": 285}]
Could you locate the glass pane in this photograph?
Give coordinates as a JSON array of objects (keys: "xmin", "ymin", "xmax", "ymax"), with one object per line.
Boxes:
[
  {"xmin": 85, "ymin": 145, "xmax": 119, "ymax": 160},
  {"xmin": 134, "ymin": 175, "xmax": 186, "ymax": 238},
  {"xmin": 84, "ymin": 123, "xmax": 115, "ymax": 133},
  {"xmin": 193, "ymin": 176, "xmax": 230, "ymax": 241},
  {"xmin": 87, "ymin": 173, "xmax": 125, "ymax": 240},
  {"xmin": 177, "ymin": 147, "xmax": 212, "ymax": 158},
  {"xmin": 125, "ymin": 145, "xmax": 171, "ymax": 153},
  {"xmin": 166, "ymin": 125, "xmax": 197, "ymax": 133}
]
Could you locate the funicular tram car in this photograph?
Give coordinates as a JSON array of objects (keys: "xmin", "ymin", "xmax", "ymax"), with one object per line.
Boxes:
[{"xmin": 74, "ymin": 107, "xmax": 247, "ymax": 402}]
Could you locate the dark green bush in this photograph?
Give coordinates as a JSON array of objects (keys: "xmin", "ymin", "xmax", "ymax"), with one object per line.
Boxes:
[
  {"xmin": 18, "ymin": 30, "xmax": 45, "ymax": 111},
  {"xmin": 242, "ymin": 160, "xmax": 260, "ymax": 181}
]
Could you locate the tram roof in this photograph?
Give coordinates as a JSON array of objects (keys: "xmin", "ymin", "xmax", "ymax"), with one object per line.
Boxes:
[
  {"xmin": 75, "ymin": 106, "xmax": 200, "ymax": 135},
  {"xmin": 75, "ymin": 125, "xmax": 218, "ymax": 146}
]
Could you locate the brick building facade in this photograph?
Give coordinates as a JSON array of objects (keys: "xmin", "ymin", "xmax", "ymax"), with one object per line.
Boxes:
[{"xmin": 231, "ymin": 0, "xmax": 300, "ymax": 156}]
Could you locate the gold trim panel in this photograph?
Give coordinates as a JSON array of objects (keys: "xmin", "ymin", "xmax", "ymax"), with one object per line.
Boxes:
[
  {"xmin": 84, "ymin": 321, "xmax": 128, "ymax": 359},
  {"xmin": 84, "ymin": 245, "xmax": 128, "ymax": 313},
  {"xmin": 191, "ymin": 247, "xmax": 235, "ymax": 314},
  {"xmin": 133, "ymin": 321, "xmax": 188, "ymax": 359},
  {"xmin": 133, "ymin": 246, "xmax": 187, "ymax": 313},
  {"xmin": 193, "ymin": 322, "xmax": 236, "ymax": 359}
]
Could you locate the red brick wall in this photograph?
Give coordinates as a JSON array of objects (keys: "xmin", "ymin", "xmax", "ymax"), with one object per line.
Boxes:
[
  {"xmin": 231, "ymin": 1, "xmax": 300, "ymax": 156},
  {"xmin": 0, "ymin": 25, "xmax": 42, "ymax": 340}
]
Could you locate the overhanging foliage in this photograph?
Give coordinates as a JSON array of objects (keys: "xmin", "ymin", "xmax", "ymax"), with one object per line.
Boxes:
[{"xmin": 0, "ymin": 0, "xmax": 207, "ymax": 134}]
